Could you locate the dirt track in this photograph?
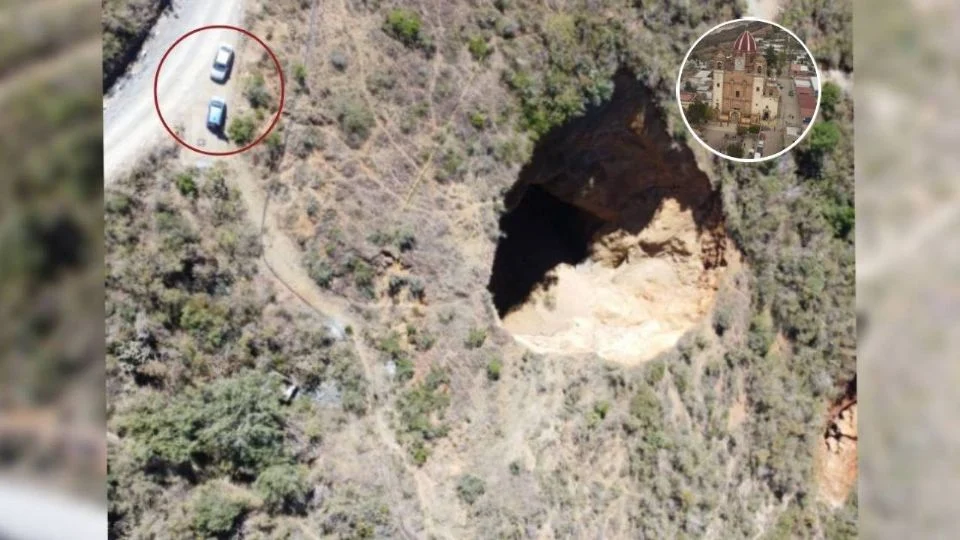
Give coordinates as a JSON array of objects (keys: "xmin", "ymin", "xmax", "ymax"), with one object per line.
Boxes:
[{"xmin": 103, "ymin": 0, "xmax": 244, "ymax": 182}]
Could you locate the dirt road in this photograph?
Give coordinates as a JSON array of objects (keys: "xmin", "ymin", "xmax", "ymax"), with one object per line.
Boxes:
[{"xmin": 103, "ymin": 0, "xmax": 244, "ymax": 182}]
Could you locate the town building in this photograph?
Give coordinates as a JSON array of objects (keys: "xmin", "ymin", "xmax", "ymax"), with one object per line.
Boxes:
[
  {"xmin": 797, "ymin": 87, "xmax": 817, "ymax": 124},
  {"xmin": 709, "ymin": 30, "xmax": 780, "ymax": 126},
  {"xmin": 790, "ymin": 62, "xmax": 811, "ymax": 77}
]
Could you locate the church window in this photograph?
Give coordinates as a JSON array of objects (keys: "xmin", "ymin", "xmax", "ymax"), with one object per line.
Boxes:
[
  {"xmin": 735, "ymin": 90, "xmax": 740, "ymax": 98},
  {"xmin": 717, "ymin": 83, "xmax": 720, "ymax": 88}
]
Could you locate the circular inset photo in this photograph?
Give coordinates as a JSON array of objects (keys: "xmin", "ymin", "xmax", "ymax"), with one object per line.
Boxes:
[{"xmin": 676, "ymin": 18, "xmax": 821, "ymax": 162}]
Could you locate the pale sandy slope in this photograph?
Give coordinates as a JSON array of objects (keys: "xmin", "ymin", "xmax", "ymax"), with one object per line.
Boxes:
[{"xmin": 103, "ymin": 0, "xmax": 244, "ymax": 182}]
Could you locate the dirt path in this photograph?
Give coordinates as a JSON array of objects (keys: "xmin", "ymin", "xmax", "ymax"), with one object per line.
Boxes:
[{"xmin": 103, "ymin": 0, "xmax": 244, "ymax": 182}]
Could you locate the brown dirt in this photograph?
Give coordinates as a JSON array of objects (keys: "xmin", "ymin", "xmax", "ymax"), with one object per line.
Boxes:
[
  {"xmin": 817, "ymin": 394, "xmax": 858, "ymax": 507},
  {"xmin": 502, "ymin": 197, "xmax": 730, "ymax": 365}
]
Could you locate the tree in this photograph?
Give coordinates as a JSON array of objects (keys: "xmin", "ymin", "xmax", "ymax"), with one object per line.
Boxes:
[
  {"xmin": 189, "ymin": 482, "xmax": 252, "ymax": 538},
  {"xmin": 254, "ymin": 464, "xmax": 311, "ymax": 514},
  {"xmin": 685, "ymin": 98, "xmax": 712, "ymax": 126},
  {"xmin": 384, "ymin": 9, "xmax": 423, "ymax": 47},
  {"xmin": 467, "ymin": 35, "xmax": 492, "ymax": 62},
  {"xmin": 227, "ymin": 114, "xmax": 257, "ymax": 145},
  {"xmin": 683, "ymin": 80, "xmax": 695, "ymax": 92},
  {"xmin": 120, "ymin": 371, "xmax": 289, "ymax": 479},
  {"xmin": 764, "ymin": 45, "xmax": 777, "ymax": 72},
  {"xmin": 725, "ymin": 143, "xmax": 744, "ymax": 158},
  {"xmin": 809, "ymin": 121, "xmax": 841, "ymax": 153},
  {"xmin": 820, "ymin": 82, "xmax": 842, "ymax": 118}
]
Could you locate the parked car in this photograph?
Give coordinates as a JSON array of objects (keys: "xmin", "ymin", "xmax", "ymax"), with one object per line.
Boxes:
[
  {"xmin": 206, "ymin": 97, "xmax": 227, "ymax": 132},
  {"xmin": 210, "ymin": 44, "xmax": 234, "ymax": 83}
]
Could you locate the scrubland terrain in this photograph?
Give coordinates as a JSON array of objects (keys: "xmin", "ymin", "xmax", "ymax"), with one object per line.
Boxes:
[{"xmin": 106, "ymin": 0, "xmax": 855, "ymax": 538}]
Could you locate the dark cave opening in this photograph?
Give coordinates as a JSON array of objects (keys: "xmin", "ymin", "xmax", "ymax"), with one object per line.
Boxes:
[
  {"xmin": 487, "ymin": 185, "xmax": 606, "ymax": 317},
  {"xmin": 486, "ymin": 71, "xmax": 725, "ymax": 321}
]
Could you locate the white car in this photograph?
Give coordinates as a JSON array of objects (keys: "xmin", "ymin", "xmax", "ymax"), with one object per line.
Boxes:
[{"xmin": 210, "ymin": 44, "xmax": 234, "ymax": 83}]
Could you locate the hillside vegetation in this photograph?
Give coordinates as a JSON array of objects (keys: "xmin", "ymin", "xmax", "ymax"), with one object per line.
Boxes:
[
  {"xmin": 102, "ymin": 0, "xmax": 170, "ymax": 90},
  {"xmin": 106, "ymin": 0, "xmax": 855, "ymax": 537}
]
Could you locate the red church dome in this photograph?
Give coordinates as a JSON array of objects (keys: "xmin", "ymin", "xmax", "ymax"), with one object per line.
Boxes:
[{"xmin": 732, "ymin": 30, "xmax": 757, "ymax": 53}]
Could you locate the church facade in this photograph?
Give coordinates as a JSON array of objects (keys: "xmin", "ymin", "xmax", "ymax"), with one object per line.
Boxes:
[{"xmin": 710, "ymin": 30, "xmax": 779, "ymax": 126}]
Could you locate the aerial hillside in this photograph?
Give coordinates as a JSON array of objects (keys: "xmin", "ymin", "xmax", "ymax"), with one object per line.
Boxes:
[{"xmin": 106, "ymin": 0, "xmax": 855, "ymax": 537}]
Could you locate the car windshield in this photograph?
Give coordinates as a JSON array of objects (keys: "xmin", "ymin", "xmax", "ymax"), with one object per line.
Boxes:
[{"xmin": 208, "ymin": 103, "xmax": 223, "ymax": 123}]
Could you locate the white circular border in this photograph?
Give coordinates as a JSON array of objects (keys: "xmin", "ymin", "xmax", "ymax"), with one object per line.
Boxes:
[{"xmin": 675, "ymin": 17, "xmax": 822, "ymax": 163}]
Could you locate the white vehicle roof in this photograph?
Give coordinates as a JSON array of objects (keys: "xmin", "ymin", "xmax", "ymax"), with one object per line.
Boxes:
[{"xmin": 215, "ymin": 46, "xmax": 233, "ymax": 64}]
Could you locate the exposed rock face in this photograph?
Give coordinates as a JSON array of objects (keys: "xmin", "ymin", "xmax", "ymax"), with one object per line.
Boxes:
[
  {"xmin": 488, "ymin": 73, "xmax": 732, "ymax": 364},
  {"xmin": 818, "ymin": 379, "xmax": 858, "ymax": 507}
]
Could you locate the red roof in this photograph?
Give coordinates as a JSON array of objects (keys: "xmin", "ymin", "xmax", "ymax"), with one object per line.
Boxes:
[
  {"xmin": 679, "ymin": 91, "xmax": 696, "ymax": 102},
  {"xmin": 798, "ymin": 93, "xmax": 817, "ymax": 116},
  {"xmin": 797, "ymin": 86, "xmax": 814, "ymax": 96},
  {"xmin": 733, "ymin": 31, "xmax": 757, "ymax": 53}
]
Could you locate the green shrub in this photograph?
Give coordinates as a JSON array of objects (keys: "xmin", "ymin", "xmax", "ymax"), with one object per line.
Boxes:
[
  {"xmin": 486, "ymin": 357, "xmax": 503, "ymax": 381},
  {"xmin": 119, "ymin": 371, "xmax": 288, "ymax": 479},
  {"xmin": 189, "ymin": 482, "xmax": 251, "ymax": 538},
  {"xmin": 464, "ymin": 327, "xmax": 487, "ymax": 349},
  {"xmin": 228, "ymin": 114, "xmax": 257, "ymax": 145},
  {"xmin": 293, "ymin": 63, "xmax": 307, "ymax": 88},
  {"xmin": 397, "ymin": 369, "xmax": 450, "ymax": 464},
  {"xmin": 725, "ymin": 143, "xmax": 744, "ymax": 158},
  {"xmin": 409, "ymin": 279, "xmax": 426, "ymax": 301},
  {"xmin": 388, "ymin": 275, "xmax": 408, "ymax": 297},
  {"xmin": 175, "ymin": 172, "xmax": 198, "ymax": 198},
  {"xmin": 407, "ymin": 325, "xmax": 435, "ymax": 351},
  {"xmin": 820, "ymin": 82, "xmax": 841, "ymax": 118},
  {"xmin": 456, "ymin": 474, "xmax": 485, "ymax": 505},
  {"xmin": 467, "ymin": 35, "xmax": 492, "ymax": 62},
  {"xmin": 469, "ymin": 110, "xmax": 487, "ymax": 130},
  {"xmin": 684, "ymin": 99, "xmax": 712, "ymax": 126},
  {"xmin": 179, "ymin": 295, "xmax": 232, "ymax": 351},
  {"xmin": 809, "ymin": 121, "xmax": 841, "ymax": 153},
  {"xmin": 346, "ymin": 257, "xmax": 375, "ymax": 297},
  {"xmin": 629, "ymin": 385, "xmax": 662, "ymax": 430},
  {"xmin": 594, "ymin": 400, "xmax": 610, "ymax": 420},
  {"xmin": 384, "ymin": 9, "xmax": 423, "ymax": 47},
  {"xmin": 265, "ymin": 131, "xmax": 284, "ymax": 163},
  {"xmin": 306, "ymin": 255, "xmax": 334, "ymax": 288},
  {"xmin": 244, "ymin": 72, "xmax": 273, "ymax": 110},
  {"xmin": 749, "ymin": 125, "xmax": 761, "ymax": 133},
  {"xmin": 336, "ymin": 98, "xmax": 376, "ymax": 148},
  {"xmin": 254, "ymin": 464, "xmax": 310, "ymax": 514}
]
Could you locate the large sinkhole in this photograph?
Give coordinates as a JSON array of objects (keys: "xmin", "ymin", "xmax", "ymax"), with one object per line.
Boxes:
[{"xmin": 487, "ymin": 73, "xmax": 734, "ymax": 364}]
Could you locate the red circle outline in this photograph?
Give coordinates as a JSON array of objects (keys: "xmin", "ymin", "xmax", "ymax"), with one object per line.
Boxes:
[{"xmin": 153, "ymin": 24, "xmax": 285, "ymax": 156}]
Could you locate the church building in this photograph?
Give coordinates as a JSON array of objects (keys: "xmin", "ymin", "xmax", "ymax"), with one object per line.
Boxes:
[{"xmin": 710, "ymin": 30, "xmax": 780, "ymax": 126}]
